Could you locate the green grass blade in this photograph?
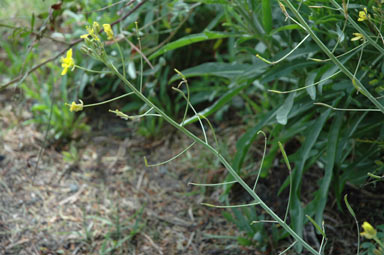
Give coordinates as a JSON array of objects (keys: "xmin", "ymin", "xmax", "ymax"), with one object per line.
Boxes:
[
  {"xmin": 169, "ymin": 62, "xmax": 252, "ymax": 83},
  {"xmin": 262, "ymin": 0, "xmax": 273, "ymax": 34},
  {"xmin": 306, "ymin": 215, "xmax": 326, "ymax": 238},
  {"xmin": 291, "ymin": 109, "xmax": 331, "ymax": 252},
  {"xmin": 149, "ymin": 31, "xmax": 233, "ymax": 60},
  {"xmin": 344, "ymin": 195, "xmax": 360, "ymax": 255},
  {"xmin": 314, "ymin": 109, "xmax": 343, "ymax": 225}
]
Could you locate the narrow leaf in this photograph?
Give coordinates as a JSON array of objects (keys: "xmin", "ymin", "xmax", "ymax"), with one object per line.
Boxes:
[
  {"xmin": 276, "ymin": 92, "xmax": 295, "ymax": 125},
  {"xmin": 149, "ymin": 31, "xmax": 233, "ymax": 60},
  {"xmin": 344, "ymin": 195, "xmax": 356, "ymax": 218},
  {"xmin": 262, "ymin": 0, "xmax": 273, "ymax": 34},
  {"xmin": 306, "ymin": 215, "xmax": 326, "ymax": 238},
  {"xmin": 169, "ymin": 62, "xmax": 251, "ymax": 83}
]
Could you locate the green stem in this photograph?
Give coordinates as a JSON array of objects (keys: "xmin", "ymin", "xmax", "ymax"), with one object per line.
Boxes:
[
  {"xmin": 115, "ymin": 42, "xmax": 126, "ymax": 79},
  {"xmin": 75, "ymin": 65, "xmax": 110, "ymax": 74},
  {"xmin": 83, "ymin": 92, "xmax": 133, "ymax": 108},
  {"xmin": 106, "ymin": 62, "xmax": 320, "ymax": 255},
  {"xmin": 374, "ymin": 236, "xmax": 384, "ymax": 250},
  {"xmin": 283, "ymin": 0, "xmax": 384, "ymax": 114}
]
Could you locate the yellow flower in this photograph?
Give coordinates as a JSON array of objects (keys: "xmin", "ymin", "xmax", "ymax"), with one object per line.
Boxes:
[
  {"xmin": 103, "ymin": 24, "xmax": 114, "ymax": 40},
  {"xmin": 80, "ymin": 24, "xmax": 100, "ymax": 41},
  {"xmin": 351, "ymin": 33, "xmax": 364, "ymax": 41},
  {"xmin": 358, "ymin": 8, "xmax": 369, "ymax": 22},
  {"xmin": 66, "ymin": 100, "xmax": 84, "ymax": 112},
  {"xmin": 360, "ymin": 221, "xmax": 377, "ymax": 239},
  {"xmin": 93, "ymin": 21, "xmax": 100, "ymax": 32},
  {"xmin": 61, "ymin": 49, "xmax": 75, "ymax": 75}
]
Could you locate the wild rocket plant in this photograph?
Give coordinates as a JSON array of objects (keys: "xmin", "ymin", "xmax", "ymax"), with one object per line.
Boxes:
[{"xmin": 61, "ymin": 20, "xmax": 325, "ymax": 255}]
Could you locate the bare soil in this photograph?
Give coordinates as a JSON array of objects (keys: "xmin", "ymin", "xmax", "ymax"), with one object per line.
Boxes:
[{"xmin": 1, "ymin": 89, "xmax": 382, "ymax": 255}]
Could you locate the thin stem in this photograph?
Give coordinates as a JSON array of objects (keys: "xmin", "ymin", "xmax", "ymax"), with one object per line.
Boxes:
[
  {"xmin": 199, "ymin": 114, "xmax": 219, "ymax": 150},
  {"xmin": 105, "ymin": 61, "xmax": 321, "ymax": 255},
  {"xmin": 253, "ymin": 131, "xmax": 267, "ymax": 191},
  {"xmin": 257, "ymin": 34, "xmax": 310, "ymax": 65},
  {"xmin": 144, "ymin": 142, "xmax": 195, "ymax": 167},
  {"xmin": 83, "ymin": 92, "xmax": 134, "ymax": 108},
  {"xmin": 135, "ymin": 21, "xmax": 144, "ymax": 92},
  {"xmin": 251, "ymin": 220, "xmax": 278, "ymax": 224},
  {"xmin": 188, "ymin": 181, "xmax": 238, "ymax": 187},
  {"xmin": 115, "ymin": 42, "xmax": 126, "ymax": 78},
  {"xmin": 172, "ymin": 87, "xmax": 208, "ymax": 144},
  {"xmin": 308, "ymin": 42, "xmax": 367, "ymax": 63},
  {"xmin": 201, "ymin": 201, "xmax": 260, "ymax": 208},
  {"xmin": 278, "ymin": 241, "xmax": 297, "ymax": 255},
  {"xmin": 75, "ymin": 65, "xmax": 111, "ymax": 74},
  {"xmin": 278, "ymin": 141, "xmax": 293, "ymax": 223},
  {"xmin": 352, "ymin": 42, "xmax": 365, "ymax": 78},
  {"xmin": 314, "ymin": 102, "xmax": 380, "ymax": 112},
  {"xmin": 283, "ymin": 0, "xmax": 384, "ymax": 114},
  {"xmin": 178, "ymin": 80, "xmax": 190, "ymax": 126},
  {"xmin": 269, "ymin": 71, "xmax": 341, "ymax": 94}
]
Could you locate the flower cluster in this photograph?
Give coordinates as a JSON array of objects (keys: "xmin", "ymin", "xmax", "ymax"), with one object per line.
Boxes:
[
  {"xmin": 61, "ymin": 21, "xmax": 116, "ymax": 113},
  {"xmin": 81, "ymin": 22, "xmax": 101, "ymax": 41}
]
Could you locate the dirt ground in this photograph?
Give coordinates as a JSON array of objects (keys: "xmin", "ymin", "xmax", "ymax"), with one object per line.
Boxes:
[
  {"xmin": 1, "ymin": 89, "xmax": 382, "ymax": 255},
  {"xmin": 0, "ymin": 90, "xmax": 263, "ymax": 255}
]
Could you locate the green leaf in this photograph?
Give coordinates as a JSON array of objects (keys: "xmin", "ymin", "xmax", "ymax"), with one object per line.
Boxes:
[
  {"xmin": 32, "ymin": 104, "xmax": 49, "ymax": 111},
  {"xmin": 344, "ymin": 195, "xmax": 356, "ymax": 218},
  {"xmin": 169, "ymin": 62, "xmax": 251, "ymax": 83},
  {"xmin": 276, "ymin": 92, "xmax": 295, "ymax": 125},
  {"xmin": 149, "ymin": 31, "xmax": 234, "ymax": 60},
  {"xmin": 306, "ymin": 215, "xmax": 326, "ymax": 238},
  {"xmin": 290, "ymin": 109, "xmax": 331, "ymax": 252},
  {"xmin": 305, "ymin": 71, "xmax": 317, "ymax": 100},
  {"xmin": 314, "ymin": 108, "xmax": 343, "ymax": 226},
  {"xmin": 30, "ymin": 13, "xmax": 35, "ymax": 33},
  {"xmin": 262, "ymin": 0, "xmax": 272, "ymax": 34}
]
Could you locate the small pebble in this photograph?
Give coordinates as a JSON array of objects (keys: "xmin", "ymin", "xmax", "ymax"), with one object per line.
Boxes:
[{"xmin": 69, "ymin": 183, "xmax": 79, "ymax": 193}]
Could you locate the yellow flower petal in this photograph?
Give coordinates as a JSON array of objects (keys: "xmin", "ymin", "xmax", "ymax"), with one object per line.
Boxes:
[
  {"xmin": 93, "ymin": 21, "xmax": 100, "ymax": 32},
  {"xmin": 360, "ymin": 221, "xmax": 377, "ymax": 239},
  {"xmin": 85, "ymin": 25, "xmax": 100, "ymax": 41},
  {"xmin": 61, "ymin": 67, "xmax": 68, "ymax": 75},
  {"xmin": 358, "ymin": 8, "xmax": 369, "ymax": 22},
  {"xmin": 103, "ymin": 24, "xmax": 114, "ymax": 40},
  {"xmin": 66, "ymin": 100, "xmax": 84, "ymax": 112},
  {"xmin": 351, "ymin": 33, "xmax": 364, "ymax": 41},
  {"xmin": 60, "ymin": 49, "xmax": 75, "ymax": 76}
]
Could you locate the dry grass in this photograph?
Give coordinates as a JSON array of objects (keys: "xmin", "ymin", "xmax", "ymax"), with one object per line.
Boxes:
[{"xmin": 0, "ymin": 90, "xmax": 252, "ymax": 255}]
